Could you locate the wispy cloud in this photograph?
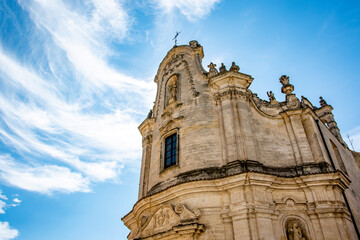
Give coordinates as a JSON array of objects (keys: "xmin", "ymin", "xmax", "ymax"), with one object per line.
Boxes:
[
  {"xmin": 0, "ymin": 222, "xmax": 19, "ymax": 240},
  {"xmin": 0, "ymin": 189, "xmax": 21, "ymax": 213},
  {"xmin": 0, "ymin": 155, "xmax": 90, "ymax": 194},
  {"xmin": 0, "ymin": 0, "xmax": 220, "ymax": 195},
  {"xmin": 0, "ymin": 0, "xmax": 156, "ymax": 194},
  {"xmin": 154, "ymin": 0, "xmax": 221, "ymax": 21}
]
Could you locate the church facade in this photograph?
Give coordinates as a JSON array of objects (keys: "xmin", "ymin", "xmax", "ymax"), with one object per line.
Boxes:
[{"xmin": 122, "ymin": 41, "xmax": 360, "ymax": 240}]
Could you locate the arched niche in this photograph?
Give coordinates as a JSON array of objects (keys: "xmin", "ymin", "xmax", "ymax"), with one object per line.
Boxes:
[
  {"xmin": 281, "ymin": 214, "xmax": 313, "ymax": 240},
  {"xmin": 165, "ymin": 74, "xmax": 178, "ymax": 106}
]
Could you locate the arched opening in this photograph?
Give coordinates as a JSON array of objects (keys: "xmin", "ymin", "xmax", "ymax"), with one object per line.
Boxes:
[{"xmin": 285, "ymin": 218, "xmax": 309, "ymax": 240}]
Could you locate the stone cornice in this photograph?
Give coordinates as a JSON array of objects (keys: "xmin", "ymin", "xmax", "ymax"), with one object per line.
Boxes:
[{"xmin": 146, "ymin": 160, "xmax": 337, "ymax": 197}]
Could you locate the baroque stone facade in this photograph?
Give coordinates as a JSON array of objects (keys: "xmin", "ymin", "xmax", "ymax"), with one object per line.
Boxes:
[{"xmin": 122, "ymin": 41, "xmax": 360, "ymax": 240}]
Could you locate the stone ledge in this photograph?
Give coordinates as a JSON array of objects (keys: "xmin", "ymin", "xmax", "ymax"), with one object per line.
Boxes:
[{"xmin": 147, "ymin": 160, "xmax": 335, "ymax": 196}]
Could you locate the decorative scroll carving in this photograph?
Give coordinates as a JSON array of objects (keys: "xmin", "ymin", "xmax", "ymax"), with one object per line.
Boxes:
[
  {"xmin": 182, "ymin": 60, "xmax": 200, "ymax": 97},
  {"xmin": 300, "ymin": 96, "xmax": 314, "ymax": 109}
]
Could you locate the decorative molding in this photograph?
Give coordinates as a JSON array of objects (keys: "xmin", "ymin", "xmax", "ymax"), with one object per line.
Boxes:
[
  {"xmin": 147, "ymin": 160, "xmax": 335, "ymax": 196},
  {"xmin": 135, "ymin": 203, "xmax": 203, "ymax": 239}
]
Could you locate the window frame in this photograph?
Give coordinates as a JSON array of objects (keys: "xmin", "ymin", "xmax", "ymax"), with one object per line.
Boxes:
[
  {"xmin": 160, "ymin": 129, "xmax": 179, "ymax": 172},
  {"xmin": 164, "ymin": 133, "xmax": 177, "ymax": 169}
]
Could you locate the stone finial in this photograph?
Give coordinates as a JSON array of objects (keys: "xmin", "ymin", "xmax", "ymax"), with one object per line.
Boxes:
[
  {"xmin": 229, "ymin": 62, "xmax": 240, "ymax": 72},
  {"xmin": 207, "ymin": 62, "xmax": 218, "ymax": 77},
  {"xmin": 319, "ymin": 96, "xmax": 327, "ymax": 107},
  {"xmin": 219, "ymin": 63, "xmax": 226, "ymax": 74},
  {"xmin": 279, "ymin": 75, "xmax": 294, "ymax": 95},
  {"xmin": 279, "ymin": 75, "xmax": 289, "ymax": 85},
  {"xmin": 189, "ymin": 40, "xmax": 199, "ymax": 48}
]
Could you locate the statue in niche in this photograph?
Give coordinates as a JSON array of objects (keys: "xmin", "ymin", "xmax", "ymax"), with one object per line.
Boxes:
[
  {"xmin": 167, "ymin": 75, "xmax": 178, "ymax": 105},
  {"xmin": 286, "ymin": 221, "xmax": 307, "ymax": 240}
]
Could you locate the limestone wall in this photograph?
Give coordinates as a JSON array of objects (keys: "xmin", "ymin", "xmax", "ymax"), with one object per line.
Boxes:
[{"xmin": 127, "ymin": 41, "xmax": 360, "ymax": 240}]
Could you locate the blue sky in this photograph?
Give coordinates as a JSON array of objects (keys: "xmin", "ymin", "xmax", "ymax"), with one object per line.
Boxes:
[{"xmin": 0, "ymin": 0, "xmax": 359, "ymax": 239}]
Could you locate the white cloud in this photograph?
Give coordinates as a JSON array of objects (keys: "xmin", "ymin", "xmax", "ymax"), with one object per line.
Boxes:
[
  {"xmin": 0, "ymin": 0, "xmax": 156, "ymax": 194},
  {"xmin": 0, "ymin": 200, "xmax": 5, "ymax": 214},
  {"xmin": 0, "ymin": 191, "xmax": 7, "ymax": 200},
  {"xmin": 0, "ymin": 155, "xmax": 90, "ymax": 194},
  {"xmin": 0, "ymin": 222, "xmax": 19, "ymax": 240},
  {"xmin": 0, "ymin": 190, "xmax": 21, "ymax": 214},
  {"xmin": 155, "ymin": 0, "xmax": 221, "ymax": 21}
]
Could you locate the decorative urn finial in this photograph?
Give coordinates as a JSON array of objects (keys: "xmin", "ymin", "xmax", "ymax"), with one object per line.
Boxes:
[{"xmin": 279, "ymin": 75, "xmax": 294, "ymax": 95}]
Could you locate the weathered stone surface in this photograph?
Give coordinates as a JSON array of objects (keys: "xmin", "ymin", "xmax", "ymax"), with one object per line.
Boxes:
[{"xmin": 123, "ymin": 41, "xmax": 360, "ymax": 240}]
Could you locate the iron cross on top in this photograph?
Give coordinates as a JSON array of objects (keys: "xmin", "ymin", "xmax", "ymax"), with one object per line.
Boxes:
[{"xmin": 172, "ymin": 31, "xmax": 181, "ymax": 46}]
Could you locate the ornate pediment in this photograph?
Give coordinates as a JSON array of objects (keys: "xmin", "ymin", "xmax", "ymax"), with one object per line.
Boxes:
[{"xmin": 136, "ymin": 203, "xmax": 201, "ymax": 239}]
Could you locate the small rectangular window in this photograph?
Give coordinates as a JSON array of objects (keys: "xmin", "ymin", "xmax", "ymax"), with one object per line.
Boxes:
[{"xmin": 164, "ymin": 133, "xmax": 177, "ymax": 169}]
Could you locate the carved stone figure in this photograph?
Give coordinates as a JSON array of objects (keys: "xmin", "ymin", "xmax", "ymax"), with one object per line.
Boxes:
[
  {"xmin": 167, "ymin": 75, "xmax": 178, "ymax": 105},
  {"xmin": 219, "ymin": 63, "xmax": 226, "ymax": 74},
  {"xmin": 286, "ymin": 221, "xmax": 306, "ymax": 240},
  {"xmin": 208, "ymin": 62, "xmax": 218, "ymax": 77},
  {"xmin": 229, "ymin": 61, "xmax": 240, "ymax": 72},
  {"xmin": 267, "ymin": 91, "xmax": 275, "ymax": 101}
]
